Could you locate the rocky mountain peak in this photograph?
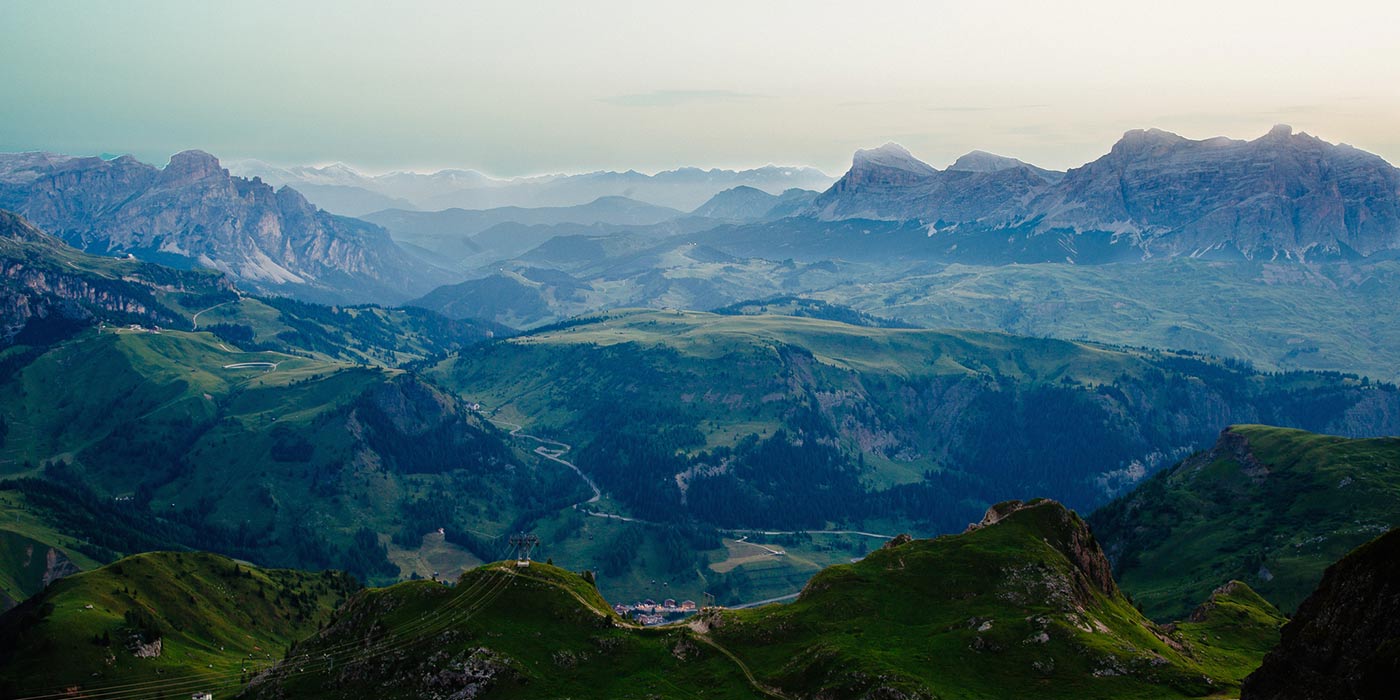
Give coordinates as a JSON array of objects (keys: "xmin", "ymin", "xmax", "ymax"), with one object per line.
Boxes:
[
  {"xmin": 159, "ymin": 149, "xmax": 225, "ymax": 185},
  {"xmin": 1111, "ymin": 127, "xmax": 1189, "ymax": 155},
  {"xmin": 948, "ymin": 150, "xmax": 1030, "ymax": 173},
  {"xmin": 850, "ymin": 142, "xmax": 937, "ymax": 176}
]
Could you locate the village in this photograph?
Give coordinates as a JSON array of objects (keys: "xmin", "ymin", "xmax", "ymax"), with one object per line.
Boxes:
[{"xmin": 612, "ymin": 598, "xmax": 698, "ymax": 626}]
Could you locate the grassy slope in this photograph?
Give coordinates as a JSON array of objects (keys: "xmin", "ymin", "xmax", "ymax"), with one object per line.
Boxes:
[
  {"xmin": 245, "ymin": 562, "xmax": 760, "ymax": 700},
  {"xmin": 1090, "ymin": 425, "xmax": 1400, "ymax": 620},
  {"xmin": 819, "ymin": 259, "xmax": 1400, "ymax": 383},
  {"xmin": 0, "ymin": 327, "xmax": 544, "ymax": 586},
  {"xmin": 245, "ymin": 502, "xmax": 1279, "ymax": 700},
  {"xmin": 429, "ymin": 307, "xmax": 1166, "ymax": 463},
  {"xmin": 0, "ymin": 327, "xmax": 362, "ymax": 477},
  {"xmin": 0, "ymin": 551, "xmax": 358, "ymax": 699},
  {"xmin": 194, "ymin": 296, "xmax": 505, "ymax": 367},
  {"xmin": 1170, "ymin": 581, "xmax": 1287, "ymax": 687},
  {"xmin": 712, "ymin": 501, "xmax": 1269, "ymax": 700}
]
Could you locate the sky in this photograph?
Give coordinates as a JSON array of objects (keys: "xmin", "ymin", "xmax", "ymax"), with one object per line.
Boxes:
[{"xmin": 1, "ymin": 0, "xmax": 1398, "ymax": 176}]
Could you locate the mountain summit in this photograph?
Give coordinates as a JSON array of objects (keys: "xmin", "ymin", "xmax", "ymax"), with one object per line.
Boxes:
[{"xmin": 0, "ymin": 151, "xmax": 455, "ymax": 303}]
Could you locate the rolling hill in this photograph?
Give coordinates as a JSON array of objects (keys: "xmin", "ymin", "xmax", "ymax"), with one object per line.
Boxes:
[
  {"xmin": 1090, "ymin": 425, "xmax": 1400, "ymax": 621},
  {"xmin": 427, "ymin": 309, "xmax": 1400, "ymax": 537},
  {"xmin": 0, "ymin": 551, "xmax": 359, "ymax": 699},
  {"xmin": 0, "ymin": 326, "xmax": 585, "ymax": 588},
  {"xmin": 234, "ymin": 500, "xmax": 1283, "ymax": 699}
]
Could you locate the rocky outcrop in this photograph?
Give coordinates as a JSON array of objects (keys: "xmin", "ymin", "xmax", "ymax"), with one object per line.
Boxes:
[
  {"xmin": 0, "ymin": 152, "xmax": 456, "ymax": 304},
  {"xmin": 1242, "ymin": 528, "xmax": 1400, "ymax": 699}
]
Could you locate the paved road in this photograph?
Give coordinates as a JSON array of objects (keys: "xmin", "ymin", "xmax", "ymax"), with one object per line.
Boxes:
[
  {"xmin": 190, "ymin": 299, "xmax": 235, "ymax": 330},
  {"xmin": 725, "ymin": 528, "xmax": 895, "ymax": 540},
  {"xmin": 484, "ymin": 411, "xmax": 898, "ymax": 540},
  {"xmin": 485, "ymin": 416, "xmax": 602, "ymax": 506}
]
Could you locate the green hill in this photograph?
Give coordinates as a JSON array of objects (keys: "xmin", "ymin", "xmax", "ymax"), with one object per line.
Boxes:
[
  {"xmin": 711, "ymin": 500, "xmax": 1284, "ymax": 699},
  {"xmin": 0, "ymin": 551, "xmax": 359, "ymax": 699},
  {"xmin": 0, "ymin": 327, "xmax": 585, "ymax": 588},
  {"xmin": 1089, "ymin": 425, "xmax": 1400, "ymax": 620},
  {"xmin": 428, "ymin": 309, "xmax": 1400, "ymax": 535},
  {"xmin": 242, "ymin": 561, "xmax": 759, "ymax": 700},
  {"xmin": 236, "ymin": 500, "xmax": 1280, "ymax": 699}
]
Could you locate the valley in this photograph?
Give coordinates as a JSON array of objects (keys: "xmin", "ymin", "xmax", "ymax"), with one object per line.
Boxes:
[{"xmin": 2, "ymin": 101, "xmax": 1400, "ymax": 697}]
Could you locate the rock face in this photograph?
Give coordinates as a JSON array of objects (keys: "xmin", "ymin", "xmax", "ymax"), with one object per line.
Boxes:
[
  {"xmin": 808, "ymin": 143, "xmax": 1056, "ymax": 223},
  {"xmin": 807, "ymin": 126, "xmax": 1400, "ymax": 261},
  {"xmin": 0, "ymin": 210, "xmax": 234, "ymax": 344},
  {"xmin": 1242, "ymin": 527, "xmax": 1400, "ymax": 699},
  {"xmin": 0, "ymin": 151, "xmax": 455, "ymax": 303}
]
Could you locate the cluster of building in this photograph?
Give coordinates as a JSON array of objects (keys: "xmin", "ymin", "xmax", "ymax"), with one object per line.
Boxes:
[{"xmin": 612, "ymin": 598, "xmax": 698, "ymax": 625}]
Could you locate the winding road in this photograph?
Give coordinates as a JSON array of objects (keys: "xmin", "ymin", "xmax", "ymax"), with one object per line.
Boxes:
[
  {"xmin": 482, "ymin": 410, "xmax": 897, "ymax": 542},
  {"xmin": 190, "ymin": 299, "xmax": 235, "ymax": 330},
  {"xmin": 484, "ymin": 416, "xmax": 603, "ymax": 508}
]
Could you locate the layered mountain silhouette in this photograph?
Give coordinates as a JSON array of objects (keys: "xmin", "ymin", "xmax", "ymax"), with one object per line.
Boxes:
[
  {"xmin": 229, "ymin": 159, "xmax": 836, "ymax": 214},
  {"xmin": 805, "ymin": 125, "xmax": 1400, "ymax": 261},
  {"xmin": 0, "ymin": 151, "xmax": 455, "ymax": 303}
]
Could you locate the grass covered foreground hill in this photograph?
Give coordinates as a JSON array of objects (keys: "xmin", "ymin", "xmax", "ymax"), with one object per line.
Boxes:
[
  {"xmin": 241, "ymin": 562, "xmax": 760, "ymax": 700},
  {"xmin": 429, "ymin": 309, "xmax": 1400, "ymax": 533},
  {"xmin": 0, "ymin": 551, "xmax": 359, "ymax": 699},
  {"xmin": 1090, "ymin": 425, "xmax": 1400, "ymax": 621},
  {"xmin": 711, "ymin": 500, "xmax": 1284, "ymax": 700},
  {"xmin": 237, "ymin": 500, "xmax": 1282, "ymax": 700}
]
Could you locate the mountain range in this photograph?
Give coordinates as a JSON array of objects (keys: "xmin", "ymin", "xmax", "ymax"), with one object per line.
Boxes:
[
  {"xmin": 802, "ymin": 125, "xmax": 1400, "ymax": 262},
  {"xmin": 0, "ymin": 151, "xmax": 454, "ymax": 304},
  {"xmin": 227, "ymin": 159, "xmax": 837, "ymax": 216}
]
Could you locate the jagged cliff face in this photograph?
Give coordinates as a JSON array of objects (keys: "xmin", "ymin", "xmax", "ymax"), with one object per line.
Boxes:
[
  {"xmin": 807, "ymin": 126, "xmax": 1400, "ymax": 261},
  {"xmin": 1027, "ymin": 125, "xmax": 1400, "ymax": 258},
  {"xmin": 808, "ymin": 143, "xmax": 1056, "ymax": 222},
  {"xmin": 0, "ymin": 151, "xmax": 456, "ymax": 304}
]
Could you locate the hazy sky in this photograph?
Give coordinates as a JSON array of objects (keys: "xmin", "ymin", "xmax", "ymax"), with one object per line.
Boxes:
[{"xmin": 2, "ymin": 0, "xmax": 1397, "ymax": 176}]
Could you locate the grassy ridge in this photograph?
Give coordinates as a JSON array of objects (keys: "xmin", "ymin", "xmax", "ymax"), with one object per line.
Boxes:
[
  {"xmin": 245, "ymin": 562, "xmax": 761, "ymax": 700},
  {"xmin": 712, "ymin": 500, "xmax": 1269, "ymax": 699},
  {"xmin": 240, "ymin": 501, "xmax": 1281, "ymax": 699},
  {"xmin": 1090, "ymin": 425, "xmax": 1400, "ymax": 620},
  {"xmin": 0, "ymin": 551, "xmax": 359, "ymax": 698},
  {"xmin": 818, "ymin": 259, "xmax": 1400, "ymax": 383}
]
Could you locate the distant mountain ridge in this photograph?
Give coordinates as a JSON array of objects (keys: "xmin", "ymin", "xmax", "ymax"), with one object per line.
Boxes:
[
  {"xmin": 805, "ymin": 126, "xmax": 1400, "ymax": 261},
  {"xmin": 229, "ymin": 158, "xmax": 836, "ymax": 214},
  {"xmin": 0, "ymin": 151, "xmax": 457, "ymax": 304}
]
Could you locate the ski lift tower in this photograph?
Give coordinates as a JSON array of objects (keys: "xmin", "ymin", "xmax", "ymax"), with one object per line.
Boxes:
[{"xmin": 510, "ymin": 533, "xmax": 540, "ymax": 567}]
